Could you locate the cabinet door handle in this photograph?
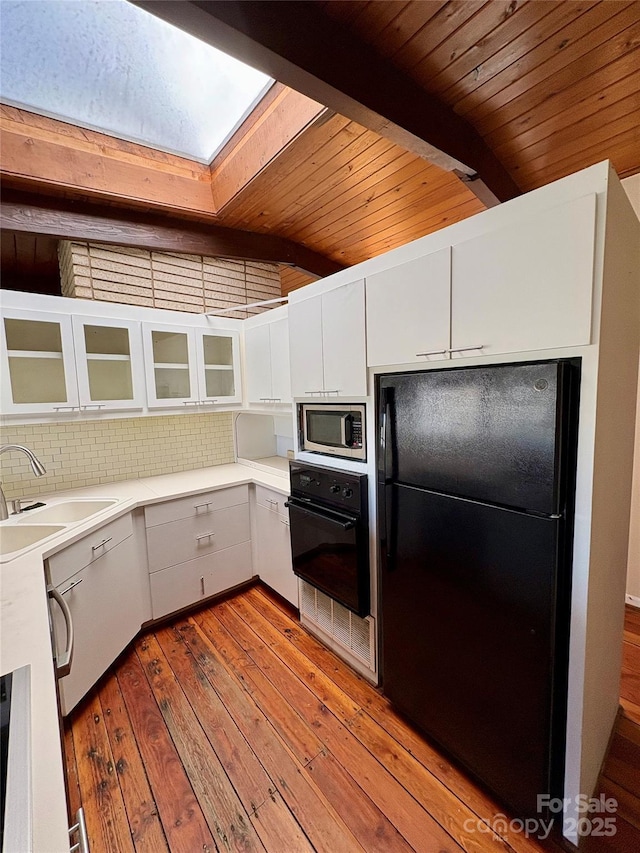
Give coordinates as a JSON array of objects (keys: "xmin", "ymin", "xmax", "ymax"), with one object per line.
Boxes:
[
  {"xmin": 54, "ymin": 405, "xmax": 78, "ymax": 411},
  {"xmin": 415, "ymin": 349, "xmax": 448, "ymax": 357},
  {"xmin": 450, "ymin": 344, "xmax": 484, "ymax": 353},
  {"xmin": 182, "ymin": 401, "xmax": 199, "ymax": 406},
  {"xmin": 193, "ymin": 501, "xmax": 213, "ymax": 510},
  {"xmin": 280, "ymin": 518, "xmax": 290, "ymax": 527},
  {"xmin": 305, "ymin": 390, "xmax": 325, "ymax": 395},
  {"xmin": 60, "ymin": 578, "xmax": 83, "ymax": 596},
  {"xmin": 91, "ymin": 536, "xmax": 112, "ymax": 551},
  {"xmin": 195, "ymin": 532, "xmax": 215, "ymax": 541},
  {"xmin": 69, "ymin": 807, "xmax": 89, "ymax": 853},
  {"xmin": 200, "ymin": 576, "xmax": 205, "ymax": 595},
  {"xmin": 199, "ymin": 400, "xmax": 217, "ymax": 405},
  {"xmin": 81, "ymin": 404, "xmax": 105, "ymax": 410},
  {"xmin": 47, "ymin": 585, "xmax": 74, "ymax": 678}
]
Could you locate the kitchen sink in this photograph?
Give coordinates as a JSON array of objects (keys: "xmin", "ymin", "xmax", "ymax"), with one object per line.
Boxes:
[
  {"xmin": 16, "ymin": 499, "xmax": 117, "ymax": 523},
  {"xmin": 0, "ymin": 524, "xmax": 66, "ymax": 556}
]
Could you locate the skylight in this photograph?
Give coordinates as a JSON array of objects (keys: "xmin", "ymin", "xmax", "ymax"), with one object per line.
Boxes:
[{"xmin": 0, "ymin": 0, "xmax": 273, "ymax": 163}]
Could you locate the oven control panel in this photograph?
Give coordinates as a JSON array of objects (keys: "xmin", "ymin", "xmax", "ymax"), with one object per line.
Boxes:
[{"xmin": 290, "ymin": 461, "xmax": 367, "ymax": 513}]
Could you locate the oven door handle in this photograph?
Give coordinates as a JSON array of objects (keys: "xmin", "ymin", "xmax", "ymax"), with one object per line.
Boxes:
[{"xmin": 285, "ymin": 499, "xmax": 357, "ymax": 531}]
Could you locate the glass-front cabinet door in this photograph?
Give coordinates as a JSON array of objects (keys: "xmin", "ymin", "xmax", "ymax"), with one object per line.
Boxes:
[
  {"xmin": 72, "ymin": 316, "xmax": 145, "ymax": 411},
  {"xmin": 196, "ymin": 329, "xmax": 241, "ymax": 405},
  {"xmin": 142, "ymin": 323, "xmax": 199, "ymax": 408},
  {"xmin": 0, "ymin": 309, "xmax": 79, "ymax": 414}
]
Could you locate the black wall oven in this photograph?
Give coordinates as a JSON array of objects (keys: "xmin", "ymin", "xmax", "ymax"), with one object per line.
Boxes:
[{"xmin": 287, "ymin": 461, "xmax": 369, "ymax": 616}]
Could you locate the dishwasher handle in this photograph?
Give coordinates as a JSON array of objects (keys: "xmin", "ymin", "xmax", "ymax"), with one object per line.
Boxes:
[{"xmin": 47, "ymin": 584, "xmax": 74, "ymax": 678}]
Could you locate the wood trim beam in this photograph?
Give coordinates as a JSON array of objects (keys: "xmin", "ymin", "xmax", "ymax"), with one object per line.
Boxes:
[
  {"xmin": 0, "ymin": 112, "xmax": 214, "ymax": 215},
  {"xmin": 0, "ymin": 191, "xmax": 344, "ymax": 278},
  {"xmin": 134, "ymin": 0, "xmax": 520, "ymax": 203},
  {"xmin": 211, "ymin": 85, "xmax": 328, "ymax": 211}
]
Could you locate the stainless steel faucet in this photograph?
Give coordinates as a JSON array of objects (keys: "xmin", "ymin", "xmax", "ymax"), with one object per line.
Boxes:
[{"xmin": 0, "ymin": 444, "xmax": 47, "ymax": 521}]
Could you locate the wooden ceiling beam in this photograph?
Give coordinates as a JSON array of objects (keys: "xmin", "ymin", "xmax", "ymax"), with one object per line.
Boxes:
[
  {"xmin": 0, "ymin": 190, "xmax": 344, "ymax": 278},
  {"xmin": 211, "ymin": 84, "xmax": 328, "ymax": 211},
  {"xmin": 134, "ymin": 0, "xmax": 520, "ymax": 203},
  {"xmin": 0, "ymin": 109, "xmax": 214, "ymax": 215}
]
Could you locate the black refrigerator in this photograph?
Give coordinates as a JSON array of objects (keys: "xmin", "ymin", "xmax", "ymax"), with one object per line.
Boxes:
[{"xmin": 377, "ymin": 359, "xmax": 579, "ymax": 817}]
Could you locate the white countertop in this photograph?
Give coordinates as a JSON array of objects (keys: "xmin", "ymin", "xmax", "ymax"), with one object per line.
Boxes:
[{"xmin": 0, "ymin": 461, "xmax": 289, "ymax": 853}]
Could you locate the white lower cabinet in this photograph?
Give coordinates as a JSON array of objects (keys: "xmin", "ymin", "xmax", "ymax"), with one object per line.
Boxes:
[
  {"xmin": 145, "ymin": 486, "xmax": 253, "ymax": 619},
  {"xmin": 47, "ymin": 517, "xmax": 145, "ymax": 715},
  {"xmin": 149, "ymin": 541, "xmax": 252, "ymax": 619},
  {"xmin": 253, "ymin": 485, "xmax": 297, "ymax": 606}
]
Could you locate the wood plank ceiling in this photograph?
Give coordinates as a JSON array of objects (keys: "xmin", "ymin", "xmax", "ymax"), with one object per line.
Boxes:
[
  {"xmin": 1, "ymin": 0, "xmax": 638, "ymax": 296},
  {"xmin": 317, "ymin": 0, "xmax": 640, "ymax": 190}
]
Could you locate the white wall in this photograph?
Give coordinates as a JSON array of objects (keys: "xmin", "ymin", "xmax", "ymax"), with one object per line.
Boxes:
[{"xmin": 622, "ymin": 174, "xmax": 640, "ymax": 605}]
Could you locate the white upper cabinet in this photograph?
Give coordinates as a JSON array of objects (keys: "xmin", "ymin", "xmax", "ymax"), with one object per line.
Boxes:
[
  {"xmin": 269, "ymin": 317, "xmax": 292, "ymax": 403},
  {"xmin": 1, "ymin": 309, "xmax": 146, "ymax": 415},
  {"xmin": 244, "ymin": 311, "xmax": 291, "ymax": 405},
  {"xmin": 196, "ymin": 329, "xmax": 241, "ymax": 405},
  {"xmin": 289, "ymin": 279, "xmax": 367, "ymax": 398},
  {"xmin": 1, "ymin": 309, "xmax": 79, "ymax": 415},
  {"xmin": 289, "ymin": 294, "xmax": 324, "ymax": 397},
  {"xmin": 142, "ymin": 323, "xmax": 199, "ymax": 408},
  {"xmin": 366, "ymin": 248, "xmax": 451, "ymax": 367},
  {"xmin": 142, "ymin": 322, "xmax": 241, "ymax": 408},
  {"xmin": 364, "ymin": 194, "xmax": 596, "ymax": 368},
  {"xmin": 451, "ymin": 194, "xmax": 596, "ymax": 358},
  {"xmin": 245, "ymin": 323, "xmax": 272, "ymax": 403},
  {"xmin": 72, "ymin": 315, "xmax": 146, "ymax": 411}
]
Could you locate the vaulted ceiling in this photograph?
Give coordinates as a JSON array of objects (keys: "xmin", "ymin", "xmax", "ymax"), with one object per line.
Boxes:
[{"xmin": 2, "ymin": 0, "xmax": 639, "ymax": 297}]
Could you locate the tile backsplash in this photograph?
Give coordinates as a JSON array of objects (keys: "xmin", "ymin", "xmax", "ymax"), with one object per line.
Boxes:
[{"xmin": 0, "ymin": 412, "xmax": 235, "ymax": 499}]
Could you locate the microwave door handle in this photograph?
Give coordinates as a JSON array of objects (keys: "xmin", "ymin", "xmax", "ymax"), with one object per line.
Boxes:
[
  {"xmin": 344, "ymin": 414, "xmax": 354, "ymax": 447},
  {"xmin": 340, "ymin": 413, "xmax": 348, "ymax": 447}
]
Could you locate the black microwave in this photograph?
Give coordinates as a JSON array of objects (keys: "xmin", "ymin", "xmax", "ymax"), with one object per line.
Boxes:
[{"xmin": 298, "ymin": 403, "xmax": 366, "ymax": 460}]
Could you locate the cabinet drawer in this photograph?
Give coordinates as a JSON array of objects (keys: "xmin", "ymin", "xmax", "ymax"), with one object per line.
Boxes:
[
  {"xmin": 144, "ymin": 484, "xmax": 248, "ymax": 528},
  {"xmin": 255, "ymin": 484, "xmax": 289, "ymax": 516},
  {"xmin": 149, "ymin": 541, "xmax": 253, "ymax": 619},
  {"xmin": 48, "ymin": 512, "xmax": 133, "ymax": 586},
  {"xmin": 147, "ymin": 503, "xmax": 250, "ymax": 572}
]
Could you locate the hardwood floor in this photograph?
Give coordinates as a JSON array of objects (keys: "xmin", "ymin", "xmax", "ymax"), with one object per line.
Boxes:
[{"xmin": 65, "ymin": 588, "xmax": 640, "ymax": 853}]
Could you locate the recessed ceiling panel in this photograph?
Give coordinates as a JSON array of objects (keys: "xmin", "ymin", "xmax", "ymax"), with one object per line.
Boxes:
[{"xmin": 0, "ymin": 0, "xmax": 273, "ymax": 163}]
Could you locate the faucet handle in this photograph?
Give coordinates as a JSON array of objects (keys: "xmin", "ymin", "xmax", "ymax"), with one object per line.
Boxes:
[{"xmin": 11, "ymin": 498, "xmax": 22, "ymax": 515}]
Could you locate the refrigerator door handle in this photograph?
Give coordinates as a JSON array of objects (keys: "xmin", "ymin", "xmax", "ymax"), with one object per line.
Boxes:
[{"xmin": 378, "ymin": 386, "xmax": 396, "ymax": 571}]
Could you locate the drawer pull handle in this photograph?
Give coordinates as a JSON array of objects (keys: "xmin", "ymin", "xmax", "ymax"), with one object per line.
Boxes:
[
  {"xmin": 280, "ymin": 518, "xmax": 290, "ymax": 527},
  {"xmin": 193, "ymin": 501, "xmax": 213, "ymax": 510},
  {"xmin": 200, "ymin": 576, "xmax": 205, "ymax": 595},
  {"xmin": 91, "ymin": 537, "xmax": 112, "ymax": 551},
  {"xmin": 195, "ymin": 532, "xmax": 215, "ymax": 541},
  {"xmin": 60, "ymin": 578, "xmax": 83, "ymax": 596},
  {"xmin": 450, "ymin": 344, "xmax": 484, "ymax": 354},
  {"xmin": 265, "ymin": 498, "xmax": 278, "ymax": 506}
]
